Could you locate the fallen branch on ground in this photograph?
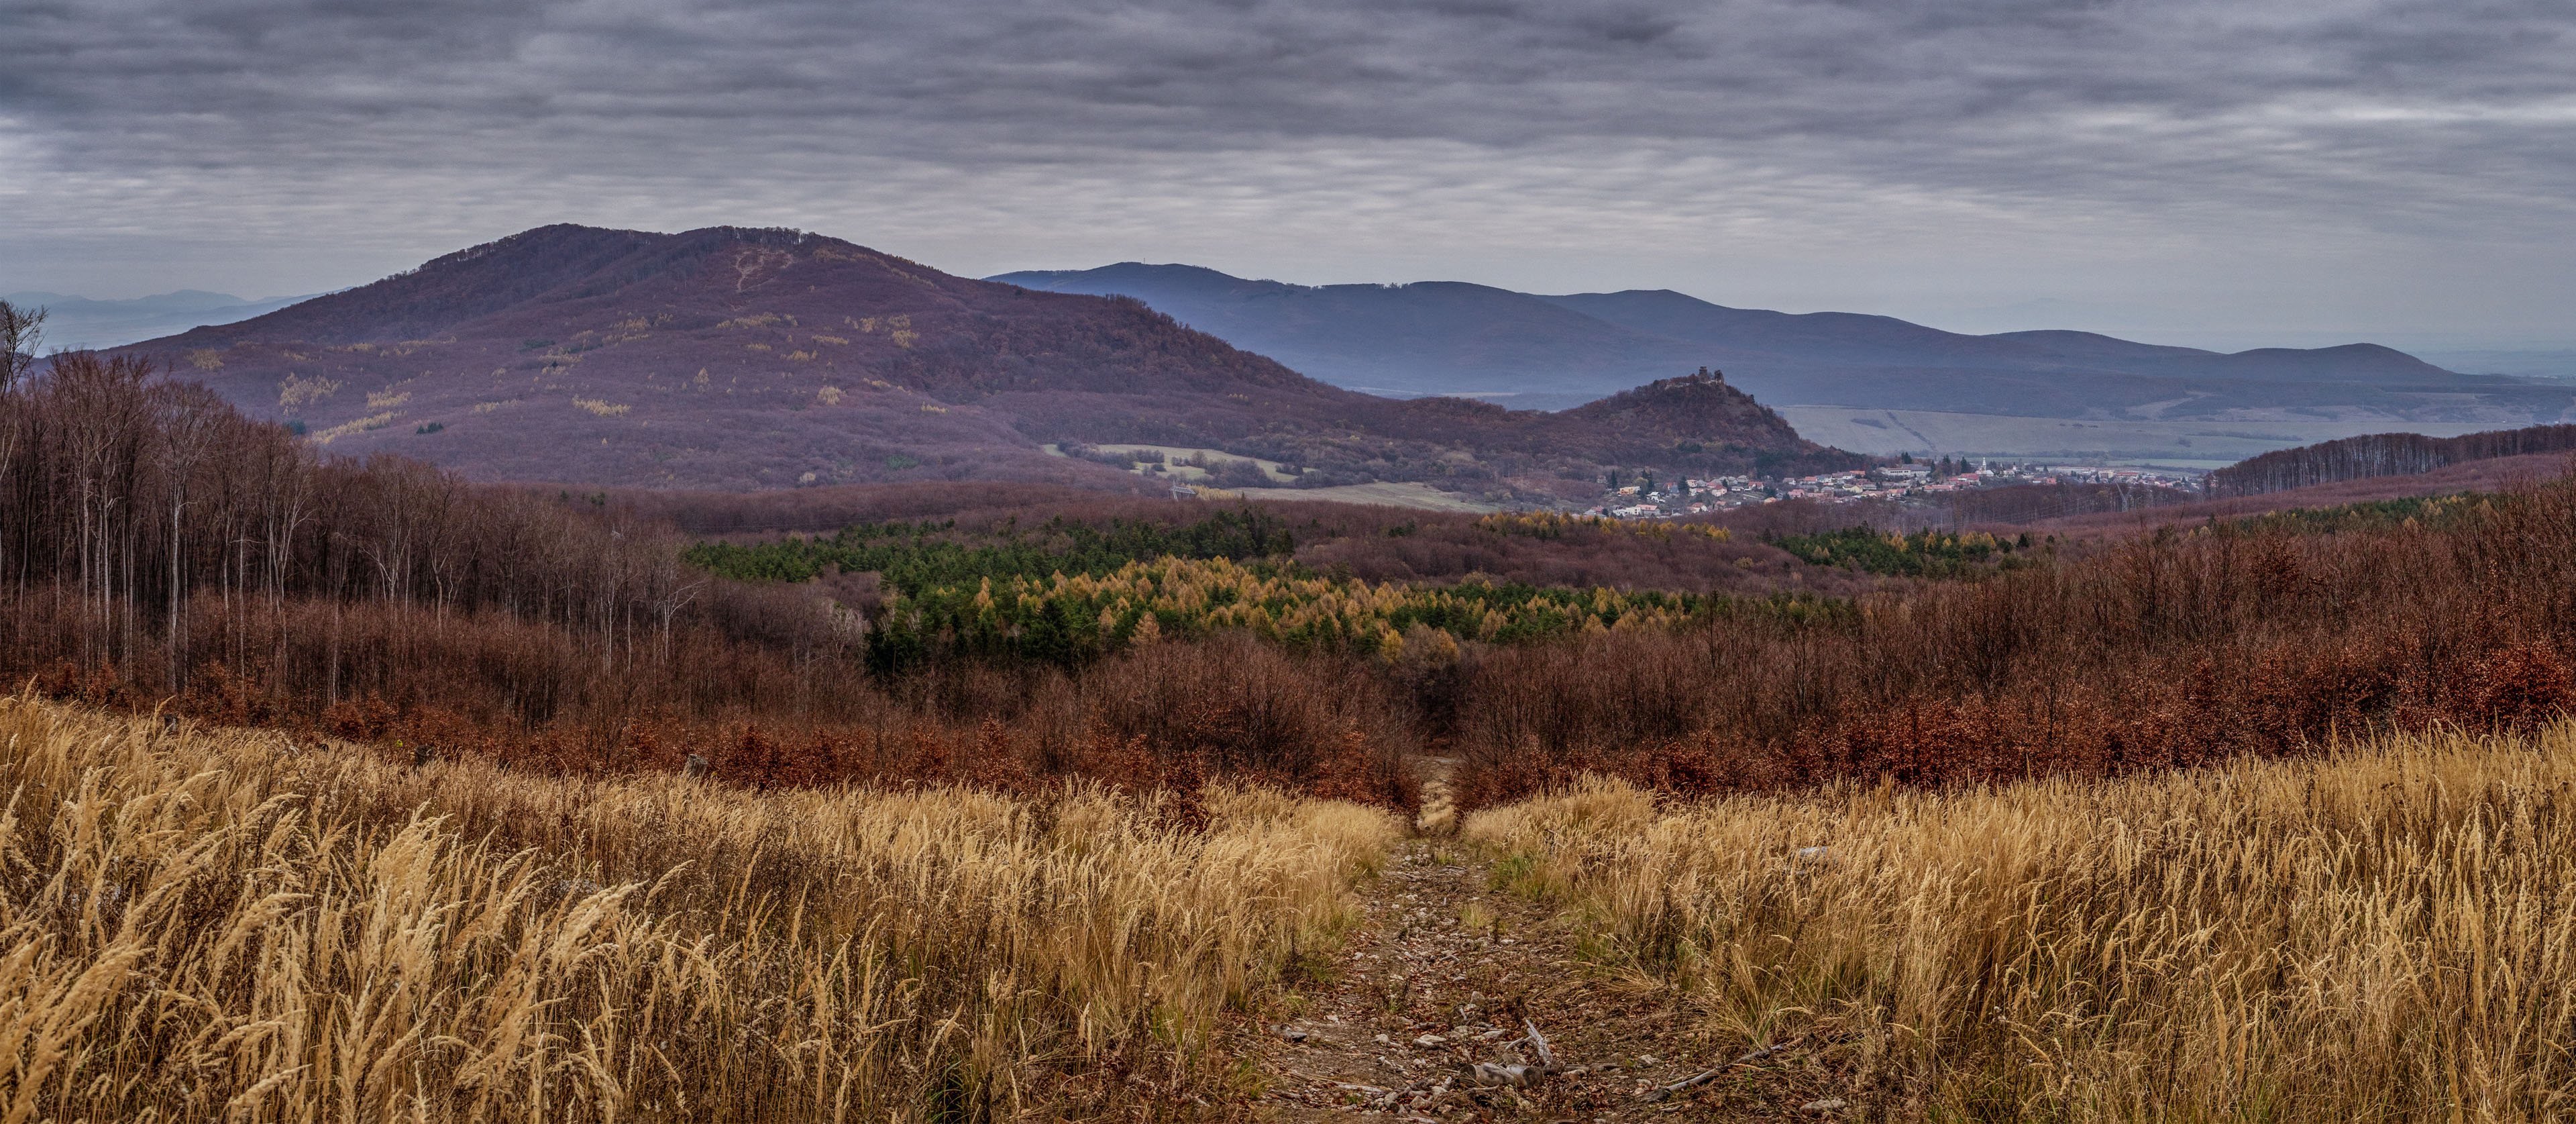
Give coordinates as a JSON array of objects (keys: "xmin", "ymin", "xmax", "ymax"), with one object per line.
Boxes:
[
  {"xmin": 1646, "ymin": 1038, "xmax": 1801, "ymax": 1102},
  {"xmin": 1470, "ymin": 1020, "xmax": 1590, "ymax": 1087}
]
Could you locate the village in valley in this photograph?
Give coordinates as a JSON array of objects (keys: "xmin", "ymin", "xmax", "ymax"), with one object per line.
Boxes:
[{"xmin": 1582, "ymin": 458, "xmax": 2204, "ymax": 517}]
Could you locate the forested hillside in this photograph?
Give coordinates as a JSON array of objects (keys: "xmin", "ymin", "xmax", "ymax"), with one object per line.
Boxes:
[
  {"xmin": 8, "ymin": 352, "xmax": 2573, "ymax": 813},
  {"xmin": 105, "ymin": 226, "xmax": 1847, "ymax": 495},
  {"xmin": 2208, "ymin": 422, "xmax": 2576, "ymax": 496},
  {"xmin": 996, "ymin": 262, "xmax": 2567, "ymax": 421}
]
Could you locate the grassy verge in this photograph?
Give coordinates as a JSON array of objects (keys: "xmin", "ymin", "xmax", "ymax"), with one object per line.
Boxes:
[
  {"xmin": 0, "ymin": 695, "xmax": 1399, "ymax": 1121},
  {"xmin": 1463, "ymin": 723, "xmax": 2576, "ymax": 1120}
]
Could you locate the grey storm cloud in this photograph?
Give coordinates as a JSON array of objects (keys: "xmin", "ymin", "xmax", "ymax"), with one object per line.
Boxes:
[{"xmin": 3, "ymin": 0, "xmax": 2573, "ymax": 341}]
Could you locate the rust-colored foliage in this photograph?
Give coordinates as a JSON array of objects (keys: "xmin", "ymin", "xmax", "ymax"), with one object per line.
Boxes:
[
  {"xmin": 1448, "ymin": 474, "xmax": 2576, "ymax": 808},
  {"xmin": 323, "ymin": 695, "xmax": 396, "ymax": 740},
  {"xmin": 0, "ymin": 358, "xmax": 1414, "ymax": 805},
  {"xmin": 2465, "ymin": 643, "xmax": 2575, "ymax": 733},
  {"xmin": 7, "ymin": 349, "xmax": 2573, "ymax": 812}
]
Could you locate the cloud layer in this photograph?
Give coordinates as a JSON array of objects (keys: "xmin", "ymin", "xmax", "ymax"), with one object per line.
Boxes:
[{"xmin": 5, "ymin": 0, "xmax": 2571, "ymax": 343}]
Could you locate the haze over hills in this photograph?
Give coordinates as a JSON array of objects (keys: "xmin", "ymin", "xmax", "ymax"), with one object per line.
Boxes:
[
  {"xmin": 112, "ymin": 224, "xmax": 1847, "ymax": 494},
  {"xmin": 991, "ymin": 264, "xmax": 2575, "ymax": 435},
  {"xmin": 5, "ymin": 289, "xmax": 324, "ymax": 350},
  {"xmin": 980, "ymin": 264, "xmax": 1739, "ymax": 409}
]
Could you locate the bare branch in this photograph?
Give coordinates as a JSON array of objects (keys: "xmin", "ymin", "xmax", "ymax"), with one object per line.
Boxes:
[{"xmin": 0, "ymin": 299, "xmax": 46, "ymax": 392}]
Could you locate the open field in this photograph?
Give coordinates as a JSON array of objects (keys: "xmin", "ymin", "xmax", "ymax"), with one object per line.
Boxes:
[
  {"xmin": 1040, "ymin": 445, "xmax": 1506, "ymax": 510},
  {"xmin": 1779, "ymin": 406, "xmax": 2504, "ymax": 463},
  {"xmin": 12, "ymin": 691, "xmax": 2573, "ymax": 1121},
  {"xmin": 1242, "ymin": 480, "xmax": 1509, "ymax": 512},
  {"xmin": 1042, "ymin": 442, "xmax": 1303, "ymax": 484},
  {"xmin": 1464, "ymin": 721, "xmax": 2576, "ymax": 1120},
  {"xmin": 0, "ymin": 694, "xmax": 1399, "ymax": 1122}
]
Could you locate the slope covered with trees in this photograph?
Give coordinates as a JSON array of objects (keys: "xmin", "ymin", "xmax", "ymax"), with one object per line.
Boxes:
[
  {"xmin": 9, "ymin": 346, "xmax": 2572, "ymax": 821},
  {"xmin": 0, "ymin": 354, "xmax": 1419, "ymax": 797},
  {"xmin": 2208, "ymin": 422, "xmax": 2576, "ymax": 497},
  {"xmin": 995, "ymin": 262, "xmax": 2567, "ymax": 421},
  {"xmin": 107, "ymin": 226, "xmax": 1847, "ymax": 495}
]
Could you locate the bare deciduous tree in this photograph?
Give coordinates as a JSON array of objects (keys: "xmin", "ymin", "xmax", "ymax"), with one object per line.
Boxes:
[{"xmin": 0, "ymin": 299, "xmax": 43, "ymax": 393}]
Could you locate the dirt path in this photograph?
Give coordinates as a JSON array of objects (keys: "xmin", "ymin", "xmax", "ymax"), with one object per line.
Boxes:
[{"xmin": 1229, "ymin": 765, "xmax": 1852, "ymax": 1122}]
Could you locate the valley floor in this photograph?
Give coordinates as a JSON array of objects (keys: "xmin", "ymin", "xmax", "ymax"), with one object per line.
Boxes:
[{"xmin": 1778, "ymin": 405, "xmax": 2510, "ymax": 464}]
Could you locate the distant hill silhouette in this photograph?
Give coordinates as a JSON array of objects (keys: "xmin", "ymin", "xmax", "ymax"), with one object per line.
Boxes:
[
  {"xmin": 5, "ymin": 289, "xmax": 322, "ymax": 350},
  {"xmin": 979, "ymin": 264, "xmax": 1735, "ymax": 407},
  {"xmin": 993, "ymin": 264, "xmax": 2568, "ymax": 422},
  {"xmin": 115, "ymin": 225, "xmax": 1845, "ymax": 491}
]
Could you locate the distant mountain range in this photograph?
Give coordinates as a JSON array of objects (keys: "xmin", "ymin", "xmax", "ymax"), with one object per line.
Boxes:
[
  {"xmin": 82, "ymin": 232, "xmax": 2565, "ymax": 489},
  {"xmin": 4, "ymin": 289, "xmax": 325, "ymax": 351},
  {"xmin": 989, "ymin": 264, "xmax": 2570, "ymax": 423},
  {"xmin": 111, "ymin": 225, "xmax": 1846, "ymax": 492}
]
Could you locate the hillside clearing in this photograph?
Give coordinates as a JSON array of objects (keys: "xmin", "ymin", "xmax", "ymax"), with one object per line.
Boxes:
[{"xmin": 1240, "ymin": 481, "xmax": 1509, "ymax": 513}]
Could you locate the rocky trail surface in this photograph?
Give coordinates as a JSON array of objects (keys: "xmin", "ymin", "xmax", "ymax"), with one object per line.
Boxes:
[{"xmin": 1225, "ymin": 768, "xmax": 1857, "ymax": 1123}]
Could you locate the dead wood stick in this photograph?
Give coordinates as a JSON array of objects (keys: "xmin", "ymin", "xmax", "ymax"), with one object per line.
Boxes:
[
  {"xmin": 1646, "ymin": 1039, "xmax": 1798, "ymax": 1102},
  {"xmin": 1522, "ymin": 1020, "xmax": 1558, "ymax": 1069}
]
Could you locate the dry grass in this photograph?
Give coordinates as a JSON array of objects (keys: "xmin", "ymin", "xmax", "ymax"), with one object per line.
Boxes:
[
  {"xmin": 1464, "ymin": 723, "xmax": 2576, "ymax": 1121},
  {"xmin": 0, "ymin": 695, "xmax": 1399, "ymax": 1122}
]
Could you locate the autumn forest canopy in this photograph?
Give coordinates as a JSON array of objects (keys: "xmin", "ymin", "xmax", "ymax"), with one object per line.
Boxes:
[
  {"xmin": 11, "ymin": 0, "xmax": 2575, "ymax": 1107},
  {"xmin": 7, "ymin": 283, "xmax": 2576, "ymax": 1124},
  {"xmin": 1, "ymin": 350, "xmax": 2570, "ymax": 811}
]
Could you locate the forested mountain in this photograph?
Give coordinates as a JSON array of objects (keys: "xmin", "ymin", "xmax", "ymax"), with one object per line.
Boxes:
[
  {"xmin": 111, "ymin": 225, "xmax": 1844, "ymax": 493},
  {"xmin": 996, "ymin": 264, "xmax": 2568, "ymax": 422},
  {"xmin": 982, "ymin": 264, "xmax": 1735, "ymax": 406}
]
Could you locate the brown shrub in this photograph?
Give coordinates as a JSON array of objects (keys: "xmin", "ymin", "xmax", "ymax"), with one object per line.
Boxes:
[
  {"xmin": 2465, "ymin": 642, "xmax": 2576, "ymax": 733},
  {"xmin": 323, "ymin": 694, "xmax": 396, "ymax": 739},
  {"xmin": 1448, "ymin": 473, "xmax": 2576, "ymax": 806}
]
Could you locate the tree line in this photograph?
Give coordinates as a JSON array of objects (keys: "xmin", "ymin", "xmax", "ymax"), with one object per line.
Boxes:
[
  {"xmin": 0, "ymin": 348, "xmax": 724, "ymax": 703},
  {"xmin": 0, "ymin": 311, "xmax": 1410, "ymax": 800},
  {"xmin": 2208, "ymin": 423, "xmax": 2576, "ymax": 497}
]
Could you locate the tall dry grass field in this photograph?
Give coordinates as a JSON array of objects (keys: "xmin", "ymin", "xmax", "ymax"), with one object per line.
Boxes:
[
  {"xmin": 0, "ymin": 695, "xmax": 1398, "ymax": 1122},
  {"xmin": 1466, "ymin": 725, "xmax": 2576, "ymax": 1121}
]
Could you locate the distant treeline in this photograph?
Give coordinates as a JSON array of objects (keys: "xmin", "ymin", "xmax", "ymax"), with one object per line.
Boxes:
[
  {"xmin": 1937, "ymin": 481, "xmax": 2200, "ymax": 525},
  {"xmin": 2209, "ymin": 424, "xmax": 2576, "ymax": 498},
  {"xmin": 684, "ymin": 511, "xmax": 1297, "ymax": 589},
  {"xmin": 690, "ymin": 510, "xmax": 1845, "ymax": 673},
  {"xmin": 1767, "ymin": 527, "xmax": 2038, "ymax": 578},
  {"xmin": 1705, "ymin": 483, "xmax": 2201, "ymax": 540}
]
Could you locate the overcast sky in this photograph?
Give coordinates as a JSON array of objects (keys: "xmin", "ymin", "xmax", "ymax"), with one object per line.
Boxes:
[{"xmin": 5, "ymin": 0, "xmax": 2571, "ymax": 350}]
